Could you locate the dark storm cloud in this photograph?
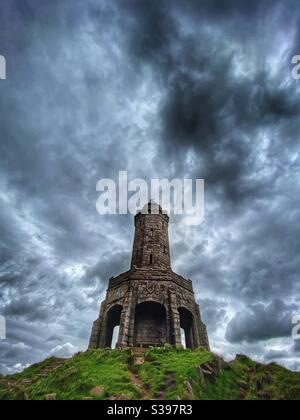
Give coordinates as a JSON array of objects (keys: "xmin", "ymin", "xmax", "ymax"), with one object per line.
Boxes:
[
  {"xmin": 294, "ymin": 340, "xmax": 300, "ymax": 353},
  {"xmin": 226, "ymin": 299, "xmax": 298, "ymax": 343},
  {"xmin": 0, "ymin": 0, "xmax": 300, "ymax": 373},
  {"xmin": 121, "ymin": 0, "xmax": 300, "ymax": 202},
  {"xmin": 46, "ymin": 335, "xmax": 63, "ymax": 343},
  {"xmin": 3, "ymin": 297, "xmax": 51, "ymax": 322},
  {"xmin": 199, "ymin": 299, "xmax": 227, "ymax": 333},
  {"xmin": 264, "ymin": 349, "xmax": 290, "ymax": 361}
]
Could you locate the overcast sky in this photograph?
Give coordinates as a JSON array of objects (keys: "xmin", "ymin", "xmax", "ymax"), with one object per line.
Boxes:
[{"xmin": 0, "ymin": 0, "xmax": 300, "ymax": 374}]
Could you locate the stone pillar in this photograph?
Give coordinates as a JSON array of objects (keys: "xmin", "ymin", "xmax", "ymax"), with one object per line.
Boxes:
[
  {"xmin": 192, "ymin": 319, "xmax": 200, "ymax": 349},
  {"xmin": 88, "ymin": 318, "xmax": 100, "ymax": 349},
  {"xmin": 191, "ymin": 306, "xmax": 201, "ymax": 348},
  {"xmin": 195, "ymin": 304, "xmax": 210, "ymax": 350},
  {"xmin": 165, "ymin": 305, "xmax": 172, "ymax": 345},
  {"xmin": 116, "ymin": 285, "xmax": 134, "ymax": 348},
  {"xmin": 88, "ymin": 301, "xmax": 106, "ymax": 349},
  {"xmin": 127, "ymin": 302, "xmax": 136, "ymax": 347},
  {"xmin": 169, "ymin": 291, "xmax": 182, "ymax": 347}
]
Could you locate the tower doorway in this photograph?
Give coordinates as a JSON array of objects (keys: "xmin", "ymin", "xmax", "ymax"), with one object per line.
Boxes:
[
  {"xmin": 105, "ymin": 305, "xmax": 122, "ymax": 348},
  {"xmin": 134, "ymin": 302, "xmax": 167, "ymax": 348},
  {"xmin": 179, "ymin": 307, "xmax": 195, "ymax": 349}
]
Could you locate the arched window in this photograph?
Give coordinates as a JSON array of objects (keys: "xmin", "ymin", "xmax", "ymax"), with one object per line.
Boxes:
[
  {"xmin": 111, "ymin": 326, "xmax": 120, "ymax": 349},
  {"xmin": 179, "ymin": 307, "xmax": 195, "ymax": 349},
  {"xmin": 180, "ymin": 328, "xmax": 186, "ymax": 348},
  {"xmin": 105, "ymin": 305, "xmax": 123, "ymax": 349}
]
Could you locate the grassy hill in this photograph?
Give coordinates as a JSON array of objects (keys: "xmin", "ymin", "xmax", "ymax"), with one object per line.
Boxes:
[{"xmin": 0, "ymin": 347, "xmax": 299, "ymax": 400}]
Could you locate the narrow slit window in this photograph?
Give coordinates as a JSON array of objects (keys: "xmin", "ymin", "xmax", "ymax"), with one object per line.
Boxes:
[
  {"xmin": 150, "ymin": 228, "xmax": 153, "ymax": 237},
  {"xmin": 150, "ymin": 254, "xmax": 153, "ymax": 265}
]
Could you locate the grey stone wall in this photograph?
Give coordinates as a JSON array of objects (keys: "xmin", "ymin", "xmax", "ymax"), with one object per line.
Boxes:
[{"xmin": 131, "ymin": 209, "xmax": 171, "ymax": 269}]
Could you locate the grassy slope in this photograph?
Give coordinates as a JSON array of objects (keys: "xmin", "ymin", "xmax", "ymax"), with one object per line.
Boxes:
[
  {"xmin": 0, "ymin": 350, "xmax": 139, "ymax": 400},
  {"xmin": 0, "ymin": 348, "xmax": 299, "ymax": 400},
  {"xmin": 135, "ymin": 348, "xmax": 213, "ymax": 399}
]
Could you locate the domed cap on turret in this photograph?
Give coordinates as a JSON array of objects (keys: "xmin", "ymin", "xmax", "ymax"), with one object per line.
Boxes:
[{"xmin": 140, "ymin": 200, "xmax": 164, "ymax": 215}]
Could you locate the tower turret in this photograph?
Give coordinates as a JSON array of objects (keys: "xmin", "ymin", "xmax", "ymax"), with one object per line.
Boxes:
[{"xmin": 131, "ymin": 202, "xmax": 171, "ymax": 269}]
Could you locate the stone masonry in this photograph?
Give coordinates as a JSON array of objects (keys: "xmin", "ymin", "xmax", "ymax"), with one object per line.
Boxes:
[{"xmin": 89, "ymin": 202, "xmax": 209, "ymax": 350}]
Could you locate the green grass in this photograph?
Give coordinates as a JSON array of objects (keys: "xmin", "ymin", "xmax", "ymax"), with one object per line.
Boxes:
[
  {"xmin": 203, "ymin": 355, "xmax": 300, "ymax": 401},
  {"xmin": 0, "ymin": 349, "xmax": 299, "ymax": 400},
  {"xmin": 136, "ymin": 347, "xmax": 212, "ymax": 399},
  {"xmin": 0, "ymin": 350, "xmax": 139, "ymax": 400}
]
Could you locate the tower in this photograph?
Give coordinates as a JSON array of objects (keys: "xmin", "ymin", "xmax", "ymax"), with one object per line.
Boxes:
[
  {"xmin": 89, "ymin": 202, "xmax": 209, "ymax": 350},
  {"xmin": 131, "ymin": 202, "xmax": 171, "ymax": 270}
]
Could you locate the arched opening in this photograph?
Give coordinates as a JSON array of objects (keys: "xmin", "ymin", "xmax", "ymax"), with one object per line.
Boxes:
[
  {"xmin": 105, "ymin": 305, "xmax": 122, "ymax": 348},
  {"xmin": 134, "ymin": 302, "xmax": 167, "ymax": 348},
  {"xmin": 111, "ymin": 326, "xmax": 120, "ymax": 349},
  {"xmin": 179, "ymin": 307, "xmax": 195, "ymax": 349},
  {"xmin": 180, "ymin": 328, "xmax": 186, "ymax": 349}
]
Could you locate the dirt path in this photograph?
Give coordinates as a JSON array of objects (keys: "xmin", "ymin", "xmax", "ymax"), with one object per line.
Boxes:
[{"xmin": 129, "ymin": 370, "xmax": 152, "ymax": 400}]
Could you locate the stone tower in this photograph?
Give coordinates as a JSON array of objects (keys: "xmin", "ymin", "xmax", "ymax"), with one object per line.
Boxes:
[{"xmin": 89, "ymin": 202, "xmax": 209, "ymax": 350}]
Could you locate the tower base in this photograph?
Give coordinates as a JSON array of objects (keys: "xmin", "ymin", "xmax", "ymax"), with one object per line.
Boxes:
[{"xmin": 89, "ymin": 267, "xmax": 209, "ymax": 351}]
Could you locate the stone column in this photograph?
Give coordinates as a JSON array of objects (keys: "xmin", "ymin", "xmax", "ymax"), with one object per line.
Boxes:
[
  {"xmin": 88, "ymin": 318, "xmax": 101, "ymax": 349},
  {"xmin": 89, "ymin": 301, "xmax": 106, "ymax": 349},
  {"xmin": 116, "ymin": 284, "xmax": 134, "ymax": 348},
  {"xmin": 192, "ymin": 319, "xmax": 200, "ymax": 349},
  {"xmin": 169, "ymin": 290, "xmax": 182, "ymax": 347},
  {"xmin": 195, "ymin": 304, "xmax": 210, "ymax": 350},
  {"xmin": 165, "ymin": 305, "xmax": 172, "ymax": 345}
]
